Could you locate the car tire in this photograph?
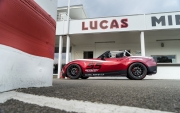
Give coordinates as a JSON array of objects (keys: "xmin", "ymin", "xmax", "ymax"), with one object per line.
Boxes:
[
  {"xmin": 81, "ymin": 76, "xmax": 89, "ymax": 79},
  {"xmin": 126, "ymin": 75, "xmax": 134, "ymax": 80},
  {"xmin": 128, "ymin": 63, "xmax": 147, "ymax": 80},
  {"xmin": 67, "ymin": 64, "xmax": 82, "ymax": 79}
]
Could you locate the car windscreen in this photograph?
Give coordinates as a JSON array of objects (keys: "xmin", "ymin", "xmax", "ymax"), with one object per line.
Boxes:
[{"xmin": 97, "ymin": 51, "xmax": 110, "ymax": 58}]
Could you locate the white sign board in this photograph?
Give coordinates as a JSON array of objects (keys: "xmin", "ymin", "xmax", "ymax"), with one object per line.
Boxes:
[
  {"xmin": 146, "ymin": 12, "xmax": 180, "ymax": 30},
  {"xmin": 56, "ymin": 15, "xmax": 145, "ymax": 35},
  {"xmin": 56, "ymin": 11, "xmax": 180, "ymax": 35}
]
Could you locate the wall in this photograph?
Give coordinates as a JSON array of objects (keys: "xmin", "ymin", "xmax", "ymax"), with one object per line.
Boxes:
[
  {"xmin": 72, "ymin": 41, "xmax": 180, "ymax": 62},
  {"xmin": 146, "ymin": 42, "xmax": 180, "ymax": 63},
  {"xmin": 146, "ymin": 66, "xmax": 180, "ymax": 79},
  {"xmin": 145, "ymin": 30, "xmax": 180, "ymax": 63},
  {"xmin": 72, "ymin": 45, "xmax": 95, "ymax": 59},
  {"xmin": 72, "ymin": 43, "xmax": 141, "ymax": 59},
  {"xmin": 0, "ymin": 45, "xmax": 53, "ymax": 92},
  {"xmin": 72, "ymin": 44, "xmax": 180, "ymax": 79},
  {"xmin": 71, "ymin": 31, "xmax": 180, "ymax": 79},
  {"xmin": 145, "ymin": 32, "xmax": 180, "ymax": 79},
  {"xmin": 0, "ymin": 0, "xmax": 57, "ymax": 92},
  {"xmin": 71, "ymin": 32, "xmax": 142, "ymax": 59},
  {"xmin": 56, "ymin": 10, "xmax": 180, "ymax": 79}
]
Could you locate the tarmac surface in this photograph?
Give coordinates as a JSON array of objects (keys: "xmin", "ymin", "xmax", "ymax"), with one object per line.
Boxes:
[
  {"xmin": 13, "ymin": 78, "xmax": 180, "ymax": 113},
  {"xmin": 0, "ymin": 99, "xmax": 75, "ymax": 113}
]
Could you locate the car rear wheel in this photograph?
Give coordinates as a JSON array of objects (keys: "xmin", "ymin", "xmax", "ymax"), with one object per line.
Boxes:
[
  {"xmin": 128, "ymin": 63, "xmax": 147, "ymax": 80},
  {"xmin": 126, "ymin": 75, "xmax": 134, "ymax": 80},
  {"xmin": 67, "ymin": 64, "xmax": 82, "ymax": 79}
]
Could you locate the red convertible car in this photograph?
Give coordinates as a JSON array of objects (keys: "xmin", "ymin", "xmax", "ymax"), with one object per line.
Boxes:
[{"xmin": 61, "ymin": 50, "xmax": 157, "ymax": 80}]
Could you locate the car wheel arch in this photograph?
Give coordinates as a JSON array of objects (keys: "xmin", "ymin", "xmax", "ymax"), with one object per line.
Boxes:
[
  {"xmin": 127, "ymin": 62, "xmax": 148, "ymax": 75},
  {"xmin": 66, "ymin": 63, "xmax": 84, "ymax": 75}
]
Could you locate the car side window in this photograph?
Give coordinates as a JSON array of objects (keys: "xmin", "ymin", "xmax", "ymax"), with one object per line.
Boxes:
[
  {"xmin": 116, "ymin": 53, "xmax": 124, "ymax": 58},
  {"xmin": 125, "ymin": 52, "xmax": 131, "ymax": 56}
]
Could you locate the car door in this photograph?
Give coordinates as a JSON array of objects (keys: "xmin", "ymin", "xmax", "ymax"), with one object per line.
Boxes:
[
  {"xmin": 97, "ymin": 57, "xmax": 125, "ymax": 73},
  {"xmin": 83, "ymin": 56, "xmax": 127, "ymax": 76}
]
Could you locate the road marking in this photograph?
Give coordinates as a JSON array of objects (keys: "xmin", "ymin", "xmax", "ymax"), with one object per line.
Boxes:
[{"xmin": 0, "ymin": 91, "xmax": 172, "ymax": 113}]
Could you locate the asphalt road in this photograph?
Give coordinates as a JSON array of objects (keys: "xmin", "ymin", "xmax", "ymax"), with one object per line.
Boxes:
[
  {"xmin": 0, "ymin": 99, "xmax": 75, "ymax": 113},
  {"xmin": 16, "ymin": 79, "xmax": 180, "ymax": 113}
]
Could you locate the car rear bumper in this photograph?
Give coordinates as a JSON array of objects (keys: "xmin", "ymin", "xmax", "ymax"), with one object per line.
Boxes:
[{"xmin": 147, "ymin": 66, "xmax": 157, "ymax": 75}]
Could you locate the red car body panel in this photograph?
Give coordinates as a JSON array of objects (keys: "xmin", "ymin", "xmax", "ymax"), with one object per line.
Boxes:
[{"xmin": 62, "ymin": 52, "xmax": 157, "ymax": 77}]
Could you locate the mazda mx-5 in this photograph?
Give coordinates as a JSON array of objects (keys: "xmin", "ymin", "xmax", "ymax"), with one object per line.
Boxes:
[{"xmin": 61, "ymin": 50, "xmax": 157, "ymax": 80}]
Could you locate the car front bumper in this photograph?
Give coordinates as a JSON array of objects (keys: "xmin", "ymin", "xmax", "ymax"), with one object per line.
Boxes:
[{"xmin": 147, "ymin": 66, "xmax": 157, "ymax": 75}]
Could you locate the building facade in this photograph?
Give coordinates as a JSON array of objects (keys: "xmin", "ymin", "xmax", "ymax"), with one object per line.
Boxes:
[{"xmin": 55, "ymin": 6, "xmax": 180, "ymax": 79}]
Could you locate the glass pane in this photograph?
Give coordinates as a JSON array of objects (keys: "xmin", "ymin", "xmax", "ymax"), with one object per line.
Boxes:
[{"xmin": 151, "ymin": 55, "xmax": 176, "ymax": 63}]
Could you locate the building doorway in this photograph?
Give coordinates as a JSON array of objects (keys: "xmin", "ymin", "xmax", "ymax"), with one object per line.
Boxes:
[{"xmin": 83, "ymin": 51, "xmax": 93, "ymax": 59}]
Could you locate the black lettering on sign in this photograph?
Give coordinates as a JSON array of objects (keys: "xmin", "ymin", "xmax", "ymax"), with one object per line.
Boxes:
[
  {"xmin": 152, "ymin": 16, "xmax": 166, "ymax": 26},
  {"xmin": 175, "ymin": 15, "xmax": 180, "ymax": 25},
  {"xmin": 168, "ymin": 15, "xmax": 173, "ymax": 25}
]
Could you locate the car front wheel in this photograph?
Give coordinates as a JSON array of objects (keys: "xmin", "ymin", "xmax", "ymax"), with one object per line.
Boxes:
[
  {"xmin": 67, "ymin": 64, "xmax": 82, "ymax": 79},
  {"xmin": 128, "ymin": 63, "xmax": 147, "ymax": 80},
  {"xmin": 81, "ymin": 76, "xmax": 89, "ymax": 79}
]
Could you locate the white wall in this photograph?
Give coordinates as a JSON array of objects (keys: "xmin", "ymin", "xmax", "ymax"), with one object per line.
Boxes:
[
  {"xmin": 71, "ymin": 32, "xmax": 142, "ymax": 59},
  {"xmin": 72, "ymin": 45, "xmax": 95, "ymax": 60},
  {"xmin": 70, "ymin": 31, "xmax": 180, "ymax": 79},
  {"xmin": 72, "ymin": 43, "xmax": 142, "ymax": 59},
  {"xmin": 0, "ymin": 45, "xmax": 53, "ymax": 92},
  {"xmin": 72, "ymin": 43, "xmax": 180, "ymax": 79},
  {"xmin": 146, "ymin": 66, "xmax": 180, "ymax": 79},
  {"xmin": 146, "ymin": 42, "xmax": 180, "ymax": 63},
  {"xmin": 72, "ymin": 41, "xmax": 180, "ymax": 62},
  {"xmin": 145, "ymin": 30, "xmax": 180, "ymax": 63},
  {"xmin": 145, "ymin": 34, "xmax": 180, "ymax": 79}
]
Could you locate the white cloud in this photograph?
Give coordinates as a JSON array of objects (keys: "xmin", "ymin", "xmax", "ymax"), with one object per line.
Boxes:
[{"xmin": 58, "ymin": 0, "xmax": 180, "ymax": 18}]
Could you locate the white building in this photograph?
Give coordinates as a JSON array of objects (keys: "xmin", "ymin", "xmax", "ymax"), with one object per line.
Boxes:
[{"xmin": 55, "ymin": 5, "xmax": 180, "ymax": 79}]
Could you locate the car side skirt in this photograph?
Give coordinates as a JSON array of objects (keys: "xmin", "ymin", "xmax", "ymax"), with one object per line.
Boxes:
[{"xmin": 83, "ymin": 70, "xmax": 127, "ymax": 77}]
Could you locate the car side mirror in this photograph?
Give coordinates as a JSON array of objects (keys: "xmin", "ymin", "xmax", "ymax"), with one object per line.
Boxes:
[{"xmin": 101, "ymin": 55, "xmax": 105, "ymax": 60}]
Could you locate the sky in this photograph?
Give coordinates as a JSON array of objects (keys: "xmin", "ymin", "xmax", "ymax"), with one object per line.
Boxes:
[{"xmin": 57, "ymin": 0, "xmax": 180, "ymax": 18}]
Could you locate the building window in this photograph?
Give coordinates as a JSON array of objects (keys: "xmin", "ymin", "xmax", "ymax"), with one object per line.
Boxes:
[{"xmin": 151, "ymin": 55, "xmax": 176, "ymax": 63}]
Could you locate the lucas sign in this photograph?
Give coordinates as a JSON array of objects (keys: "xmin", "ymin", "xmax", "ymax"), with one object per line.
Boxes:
[
  {"xmin": 82, "ymin": 19, "xmax": 128, "ymax": 30},
  {"xmin": 68, "ymin": 15, "xmax": 145, "ymax": 34},
  {"xmin": 56, "ymin": 11, "xmax": 180, "ymax": 35}
]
